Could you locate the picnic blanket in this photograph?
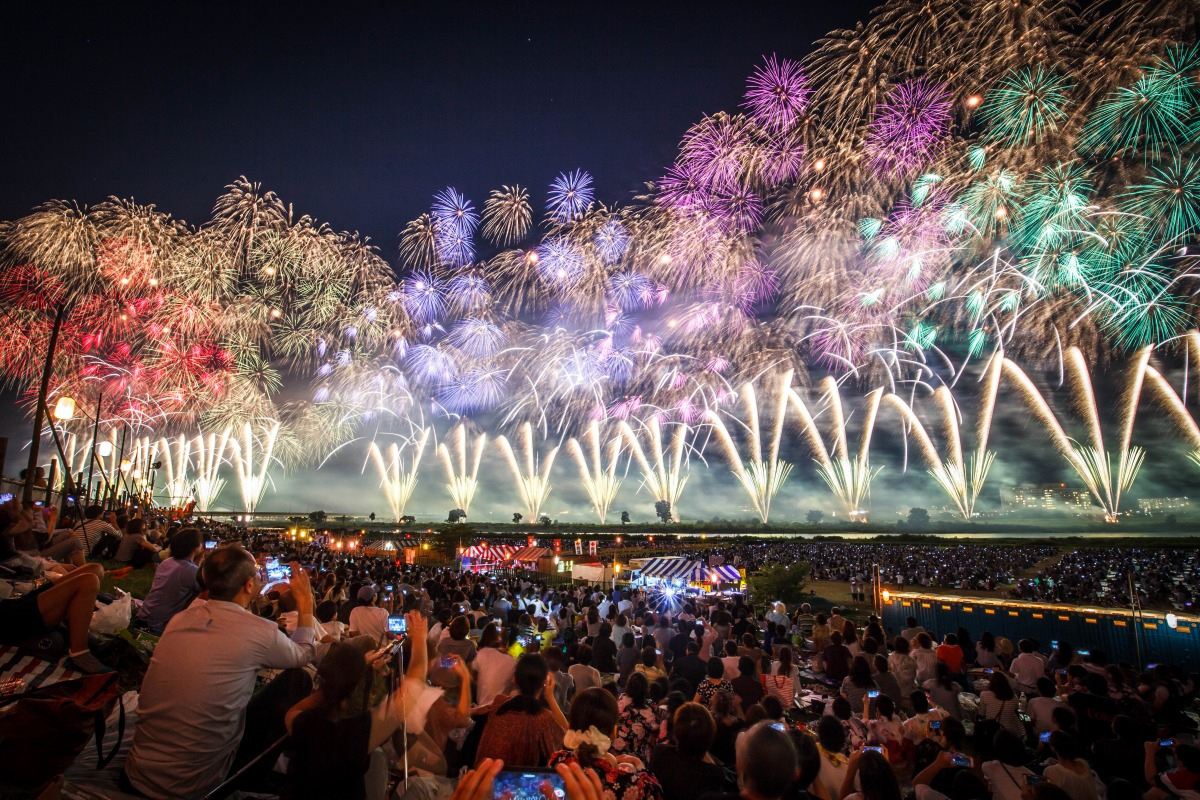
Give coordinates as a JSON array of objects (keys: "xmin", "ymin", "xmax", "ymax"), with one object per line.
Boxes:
[{"xmin": 0, "ymin": 643, "xmax": 82, "ymax": 693}]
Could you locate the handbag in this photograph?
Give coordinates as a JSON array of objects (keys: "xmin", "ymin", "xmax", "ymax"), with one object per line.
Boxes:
[{"xmin": 0, "ymin": 672, "xmax": 124, "ymax": 792}]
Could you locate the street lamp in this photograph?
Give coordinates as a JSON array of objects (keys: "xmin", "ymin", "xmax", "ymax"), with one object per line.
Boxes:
[{"xmin": 53, "ymin": 396, "xmax": 76, "ymax": 421}]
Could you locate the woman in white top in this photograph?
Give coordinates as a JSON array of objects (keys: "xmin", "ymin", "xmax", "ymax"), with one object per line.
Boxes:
[
  {"xmin": 769, "ymin": 645, "xmax": 801, "ymax": 705},
  {"xmin": 1042, "ymin": 732, "xmax": 1099, "ymax": 800},
  {"xmin": 888, "ymin": 636, "xmax": 919, "ymax": 696},
  {"xmin": 976, "ymin": 673, "xmax": 1025, "ymax": 740},
  {"xmin": 911, "ymin": 632, "xmax": 939, "ymax": 684}
]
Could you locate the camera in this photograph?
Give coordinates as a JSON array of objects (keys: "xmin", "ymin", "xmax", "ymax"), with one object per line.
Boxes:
[{"xmin": 387, "ymin": 614, "xmax": 407, "ymax": 634}]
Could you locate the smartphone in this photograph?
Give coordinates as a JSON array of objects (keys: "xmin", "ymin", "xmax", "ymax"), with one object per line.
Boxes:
[
  {"xmin": 264, "ymin": 557, "xmax": 287, "ymax": 581},
  {"xmin": 1050, "ymin": 640, "xmax": 1058, "ymax": 649},
  {"xmin": 441, "ymin": 657, "xmax": 456, "ymax": 668},
  {"xmin": 770, "ymin": 722, "xmax": 787, "ymax": 731},
  {"xmin": 930, "ymin": 720, "xmax": 941, "ymax": 731},
  {"xmin": 386, "ymin": 584, "xmax": 395, "ymax": 591},
  {"xmin": 1160, "ymin": 739, "xmax": 1176, "ymax": 747},
  {"xmin": 1077, "ymin": 649, "xmax": 1090, "ymax": 657},
  {"xmin": 983, "ymin": 668, "xmax": 994, "ymax": 674},
  {"xmin": 493, "ymin": 768, "xmax": 565, "ymax": 800},
  {"xmin": 204, "ymin": 540, "xmax": 218, "ymax": 550},
  {"xmin": 0, "ymin": 493, "xmax": 12, "ymax": 504},
  {"xmin": 862, "ymin": 745, "xmax": 883, "ymax": 753},
  {"xmin": 1147, "ymin": 663, "xmax": 1158, "ymax": 669},
  {"xmin": 1058, "ymin": 669, "xmax": 1067, "ymax": 676},
  {"xmin": 387, "ymin": 614, "xmax": 408, "ymax": 634},
  {"xmin": 868, "ymin": 690, "xmax": 880, "ymax": 698},
  {"xmin": 1026, "ymin": 776, "xmax": 1041, "ymax": 786},
  {"xmin": 951, "ymin": 754, "xmax": 971, "ymax": 768},
  {"xmin": 493, "ymin": 617, "xmax": 503, "ymax": 627},
  {"xmin": 655, "ymin": 648, "xmax": 662, "ymax": 655},
  {"xmin": 1039, "ymin": 731, "xmax": 1052, "ymax": 743}
]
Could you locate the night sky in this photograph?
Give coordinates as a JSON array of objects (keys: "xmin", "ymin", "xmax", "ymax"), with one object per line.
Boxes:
[{"xmin": 3, "ymin": 1, "xmax": 1190, "ymax": 520}]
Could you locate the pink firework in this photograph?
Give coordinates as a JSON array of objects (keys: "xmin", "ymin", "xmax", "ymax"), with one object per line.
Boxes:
[
  {"xmin": 743, "ymin": 54, "xmax": 811, "ymax": 133},
  {"xmin": 656, "ymin": 161, "xmax": 712, "ymax": 213},
  {"xmin": 679, "ymin": 113, "xmax": 750, "ymax": 191},
  {"xmin": 864, "ymin": 79, "xmax": 953, "ymax": 177}
]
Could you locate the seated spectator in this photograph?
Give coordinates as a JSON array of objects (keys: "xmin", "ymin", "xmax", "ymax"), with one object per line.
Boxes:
[
  {"xmin": 922, "ymin": 663, "xmax": 964, "ymax": 720},
  {"xmin": 649, "ymin": 702, "xmax": 729, "ymax": 800},
  {"xmin": 729, "ymin": 720, "xmax": 799, "ymax": 800},
  {"xmin": 474, "ymin": 622, "xmax": 518, "ymax": 706},
  {"xmin": 976, "ymin": 632, "xmax": 1002, "ymax": 669},
  {"xmin": 888, "ymin": 636, "xmax": 918, "ymax": 697},
  {"xmin": 831, "ymin": 696, "xmax": 868, "ymax": 752},
  {"xmin": 839, "ymin": 748, "xmax": 902, "ymax": 800},
  {"xmin": 863, "ymin": 694, "xmax": 904, "ymax": 754},
  {"xmin": 721, "ymin": 640, "xmax": 741, "ymax": 681},
  {"xmin": 282, "ymin": 642, "xmax": 400, "ymax": 800},
  {"xmin": 709, "ymin": 690, "xmax": 743, "ymax": 766},
  {"xmin": 763, "ymin": 646, "xmax": 796, "ymax": 708},
  {"xmin": 572, "ymin": 643, "xmax": 604, "ymax": 694},
  {"xmin": 72, "ymin": 504, "xmax": 120, "ymax": 559},
  {"xmin": 812, "ymin": 612, "xmax": 832, "ymax": 653},
  {"xmin": 1144, "ymin": 741, "xmax": 1200, "ymax": 800},
  {"xmin": 842, "ymin": 655, "xmax": 875, "ymax": 710},
  {"xmin": 1028, "ymin": 677, "xmax": 1062, "ymax": 736},
  {"xmin": 348, "ymin": 585, "xmax": 388, "ymax": 641},
  {"xmin": 1042, "ymin": 732, "xmax": 1099, "ymax": 800},
  {"xmin": 871, "ymin": 655, "xmax": 903, "ymax": 707},
  {"xmin": 913, "ymin": 717, "xmax": 973, "ymax": 796},
  {"xmin": 936, "ymin": 633, "xmax": 964, "ymax": 675},
  {"xmin": 976, "ymin": 671, "xmax": 1025, "ymax": 742},
  {"xmin": 901, "ymin": 690, "xmax": 947, "ymax": 743},
  {"xmin": 549, "ymin": 687, "xmax": 664, "ymax": 799},
  {"xmin": 696, "ymin": 653, "xmax": 735, "ymax": 707},
  {"xmin": 618, "ymin": 631, "xmax": 641, "ymax": 685},
  {"xmin": 438, "ymin": 614, "xmax": 478, "ymax": 664},
  {"xmin": 815, "ymin": 715, "xmax": 850, "ymax": 800},
  {"xmin": 614, "ymin": 672, "xmax": 665, "ymax": 763},
  {"xmin": 912, "ymin": 632, "xmax": 939, "ymax": 685},
  {"xmin": 980, "ymin": 730, "xmax": 1035, "ymax": 800},
  {"xmin": 1011, "ymin": 639, "xmax": 1046, "ymax": 694},
  {"xmin": 1090, "ymin": 715, "xmax": 1146, "ymax": 788},
  {"xmin": 124, "ymin": 548, "xmax": 319, "ymax": 799},
  {"xmin": 546, "ymin": 645, "xmax": 575, "ymax": 710},
  {"xmin": 674, "ymin": 640, "xmax": 708, "ymax": 696},
  {"xmin": 475, "ymin": 652, "xmax": 567, "ymax": 767},
  {"xmin": 0, "ymin": 560, "xmax": 109, "ymax": 673},
  {"xmin": 732, "ymin": 655, "xmax": 766, "ymax": 712},
  {"xmin": 133, "ymin": 527, "xmax": 202, "ymax": 634},
  {"xmin": 820, "ymin": 631, "xmax": 853, "ymax": 683},
  {"xmin": 635, "ymin": 645, "xmax": 668, "ymax": 684},
  {"xmin": 114, "ymin": 517, "xmax": 160, "ymax": 567}
]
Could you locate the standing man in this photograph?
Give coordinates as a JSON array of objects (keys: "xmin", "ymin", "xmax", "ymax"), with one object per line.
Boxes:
[{"xmin": 123, "ymin": 547, "xmax": 318, "ymax": 799}]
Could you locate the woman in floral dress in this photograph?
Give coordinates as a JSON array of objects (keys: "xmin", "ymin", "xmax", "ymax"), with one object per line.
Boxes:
[
  {"xmin": 548, "ymin": 687, "xmax": 664, "ymax": 800},
  {"xmin": 613, "ymin": 673, "xmax": 666, "ymax": 763}
]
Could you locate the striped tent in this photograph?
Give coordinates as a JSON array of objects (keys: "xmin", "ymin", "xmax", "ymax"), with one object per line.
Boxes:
[
  {"xmin": 361, "ymin": 539, "xmax": 401, "ymax": 554},
  {"xmin": 636, "ymin": 557, "xmax": 704, "ymax": 581},
  {"xmin": 690, "ymin": 563, "xmax": 741, "ymax": 584},
  {"xmin": 461, "ymin": 544, "xmax": 516, "ymax": 561},
  {"xmin": 510, "ymin": 546, "xmax": 551, "ymax": 563}
]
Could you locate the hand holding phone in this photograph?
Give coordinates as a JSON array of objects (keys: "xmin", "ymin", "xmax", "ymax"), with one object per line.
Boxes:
[
  {"xmin": 950, "ymin": 754, "xmax": 971, "ymax": 768},
  {"xmin": 492, "ymin": 768, "xmax": 565, "ymax": 800}
]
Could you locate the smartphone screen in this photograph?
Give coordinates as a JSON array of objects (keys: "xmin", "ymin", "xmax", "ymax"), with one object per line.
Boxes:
[
  {"xmin": 264, "ymin": 557, "xmax": 287, "ymax": 581},
  {"xmin": 951, "ymin": 754, "xmax": 970, "ymax": 767},
  {"xmin": 387, "ymin": 614, "xmax": 407, "ymax": 634},
  {"xmin": 0, "ymin": 493, "xmax": 12, "ymax": 504},
  {"xmin": 205, "ymin": 540, "xmax": 218, "ymax": 550},
  {"xmin": 493, "ymin": 769, "xmax": 565, "ymax": 800},
  {"xmin": 862, "ymin": 746, "xmax": 883, "ymax": 753},
  {"xmin": 1039, "ymin": 731, "xmax": 1051, "ymax": 743},
  {"xmin": 930, "ymin": 720, "xmax": 941, "ymax": 730},
  {"xmin": 868, "ymin": 690, "xmax": 880, "ymax": 698},
  {"xmin": 1160, "ymin": 739, "xmax": 1176, "ymax": 747},
  {"xmin": 441, "ymin": 657, "xmax": 455, "ymax": 668}
]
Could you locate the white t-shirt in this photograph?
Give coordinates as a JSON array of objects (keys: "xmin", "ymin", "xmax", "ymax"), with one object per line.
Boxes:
[
  {"xmin": 983, "ymin": 761, "xmax": 1036, "ymax": 800},
  {"xmin": 1011, "ymin": 653, "xmax": 1045, "ymax": 688},
  {"xmin": 473, "ymin": 647, "xmax": 517, "ymax": 706},
  {"xmin": 348, "ymin": 605, "xmax": 389, "ymax": 642}
]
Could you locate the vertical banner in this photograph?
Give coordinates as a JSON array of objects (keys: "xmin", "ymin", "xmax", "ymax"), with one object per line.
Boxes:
[
  {"xmin": 553, "ymin": 538, "xmax": 562, "ymax": 554},
  {"xmin": 588, "ymin": 540, "xmax": 598, "ymax": 556},
  {"xmin": 574, "ymin": 538, "xmax": 583, "ymax": 555},
  {"xmin": 527, "ymin": 534, "xmax": 536, "ymax": 548}
]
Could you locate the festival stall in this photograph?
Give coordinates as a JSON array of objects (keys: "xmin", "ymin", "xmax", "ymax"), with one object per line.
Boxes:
[
  {"xmin": 459, "ymin": 544, "xmax": 517, "ymax": 572},
  {"xmin": 510, "ymin": 545, "xmax": 553, "ymax": 571},
  {"xmin": 633, "ymin": 557, "xmax": 743, "ymax": 594},
  {"xmin": 360, "ymin": 539, "xmax": 402, "ymax": 557}
]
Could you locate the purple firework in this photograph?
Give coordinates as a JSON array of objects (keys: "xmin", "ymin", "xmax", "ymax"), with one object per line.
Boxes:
[
  {"xmin": 447, "ymin": 317, "xmax": 506, "ymax": 358},
  {"xmin": 710, "ymin": 186, "xmax": 763, "ymax": 233},
  {"xmin": 401, "ymin": 269, "xmax": 446, "ymax": 324},
  {"xmin": 446, "ymin": 272, "xmax": 491, "ymax": 315},
  {"xmin": 679, "ymin": 114, "xmax": 748, "ymax": 191},
  {"xmin": 594, "ymin": 218, "xmax": 630, "ymax": 264},
  {"xmin": 731, "ymin": 260, "xmax": 779, "ymax": 314},
  {"xmin": 656, "ymin": 161, "xmax": 711, "ymax": 213},
  {"xmin": 404, "ymin": 343, "xmax": 457, "ymax": 384},
  {"xmin": 743, "ymin": 54, "xmax": 811, "ymax": 132},
  {"xmin": 431, "ymin": 187, "xmax": 478, "ymax": 265},
  {"xmin": 535, "ymin": 237, "xmax": 585, "ymax": 288},
  {"xmin": 436, "ymin": 367, "xmax": 506, "ymax": 414},
  {"xmin": 760, "ymin": 132, "xmax": 805, "ymax": 185},
  {"xmin": 865, "ymin": 79, "xmax": 953, "ymax": 177},
  {"xmin": 606, "ymin": 270, "xmax": 653, "ymax": 312},
  {"xmin": 547, "ymin": 169, "xmax": 595, "ymax": 222}
]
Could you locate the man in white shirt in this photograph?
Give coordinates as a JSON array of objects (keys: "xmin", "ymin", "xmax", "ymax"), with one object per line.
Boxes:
[
  {"xmin": 124, "ymin": 547, "xmax": 318, "ymax": 799},
  {"xmin": 900, "ymin": 616, "xmax": 926, "ymax": 641},
  {"xmin": 349, "ymin": 585, "xmax": 389, "ymax": 643},
  {"xmin": 617, "ymin": 593, "xmax": 633, "ymax": 614},
  {"xmin": 1010, "ymin": 639, "xmax": 1047, "ymax": 694}
]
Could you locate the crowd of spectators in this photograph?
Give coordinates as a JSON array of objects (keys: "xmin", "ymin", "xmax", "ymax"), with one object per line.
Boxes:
[
  {"xmin": 3, "ymin": 513, "xmax": 1200, "ymax": 800},
  {"xmin": 1009, "ymin": 548, "xmax": 1200, "ymax": 611}
]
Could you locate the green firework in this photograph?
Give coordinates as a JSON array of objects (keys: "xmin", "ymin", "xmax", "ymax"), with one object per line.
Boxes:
[{"xmin": 978, "ymin": 66, "xmax": 1074, "ymax": 147}]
